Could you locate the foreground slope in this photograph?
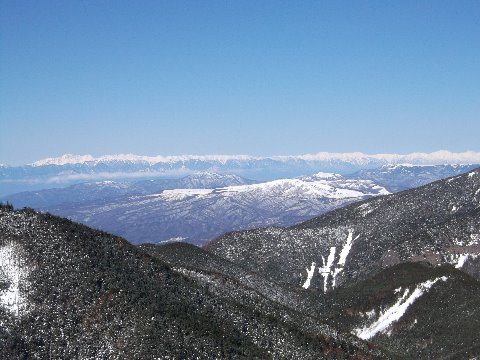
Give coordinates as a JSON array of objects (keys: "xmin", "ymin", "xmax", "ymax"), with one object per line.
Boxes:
[
  {"xmin": 0, "ymin": 205, "xmax": 383, "ymax": 359},
  {"xmin": 142, "ymin": 243, "xmax": 480, "ymax": 358},
  {"xmin": 207, "ymin": 168, "xmax": 480, "ymax": 292}
]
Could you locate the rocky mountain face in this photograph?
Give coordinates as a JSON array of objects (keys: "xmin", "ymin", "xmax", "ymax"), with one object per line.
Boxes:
[
  {"xmin": 0, "ymin": 205, "xmax": 384, "ymax": 359},
  {"xmin": 5, "ymin": 173, "xmax": 389, "ymax": 245},
  {"xmin": 207, "ymin": 168, "xmax": 480, "ymax": 292}
]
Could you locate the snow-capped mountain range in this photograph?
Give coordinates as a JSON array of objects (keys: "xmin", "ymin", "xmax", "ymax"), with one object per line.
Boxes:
[
  {"xmin": 348, "ymin": 163, "xmax": 480, "ymax": 192},
  {"xmin": 2, "ymin": 150, "xmax": 479, "ymax": 196},
  {"xmin": 28, "ymin": 150, "xmax": 480, "ymax": 167}
]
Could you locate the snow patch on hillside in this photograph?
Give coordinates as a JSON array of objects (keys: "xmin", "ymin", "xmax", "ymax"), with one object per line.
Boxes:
[
  {"xmin": 338, "ymin": 230, "xmax": 356, "ymax": 266},
  {"xmin": 0, "ymin": 242, "xmax": 30, "ymax": 316},
  {"xmin": 314, "ymin": 230, "xmax": 359, "ymax": 292},
  {"xmin": 357, "ymin": 203, "xmax": 375, "ymax": 217},
  {"xmin": 454, "ymin": 254, "xmax": 479, "ymax": 269},
  {"xmin": 302, "ymin": 262, "xmax": 316, "ymax": 289},
  {"xmin": 158, "ymin": 237, "xmax": 188, "ymax": 244},
  {"xmin": 354, "ymin": 276, "xmax": 448, "ymax": 340},
  {"xmin": 319, "ymin": 247, "xmax": 336, "ymax": 292}
]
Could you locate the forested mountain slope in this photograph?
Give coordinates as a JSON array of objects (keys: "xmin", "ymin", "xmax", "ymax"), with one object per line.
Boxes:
[{"xmin": 0, "ymin": 205, "xmax": 383, "ymax": 359}]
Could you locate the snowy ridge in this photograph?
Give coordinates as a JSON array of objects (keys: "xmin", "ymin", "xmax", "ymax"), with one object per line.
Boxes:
[
  {"xmin": 30, "ymin": 150, "xmax": 480, "ymax": 167},
  {"xmin": 31, "ymin": 153, "xmax": 257, "ymax": 166},
  {"xmin": 137, "ymin": 176, "xmax": 388, "ymax": 203},
  {"xmin": 354, "ymin": 276, "xmax": 448, "ymax": 340},
  {"xmin": 273, "ymin": 150, "xmax": 480, "ymax": 165}
]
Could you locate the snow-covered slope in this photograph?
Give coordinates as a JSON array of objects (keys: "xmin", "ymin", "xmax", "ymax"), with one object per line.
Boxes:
[{"xmin": 30, "ymin": 174, "xmax": 388, "ymax": 245}]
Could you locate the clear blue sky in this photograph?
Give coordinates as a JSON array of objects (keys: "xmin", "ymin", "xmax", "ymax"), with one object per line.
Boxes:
[{"xmin": 1, "ymin": 1, "xmax": 479, "ymax": 165}]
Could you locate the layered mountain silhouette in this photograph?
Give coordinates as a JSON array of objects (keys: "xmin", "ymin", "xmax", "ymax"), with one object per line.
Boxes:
[
  {"xmin": 2, "ymin": 173, "xmax": 389, "ymax": 245},
  {"xmin": 3, "ymin": 165, "xmax": 475, "ymax": 246},
  {"xmin": 1, "ymin": 167, "xmax": 479, "ymax": 358},
  {"xmin": 1, "ymin": 151, "xmax": 478, "ymax": 196}
]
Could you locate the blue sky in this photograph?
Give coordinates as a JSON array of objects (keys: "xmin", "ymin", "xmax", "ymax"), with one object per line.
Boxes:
[{"xmin": 1, "ymin": 1, "xmax": 479, "ymax": 165}]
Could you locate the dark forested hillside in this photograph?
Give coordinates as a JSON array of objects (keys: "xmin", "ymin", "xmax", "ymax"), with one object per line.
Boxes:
[
  {"xmin": 2, "ymin": 168, "xmax": 479, "ymax": 358},
  {"xmin": 0, "ymin": 205, "xmax": 384, "ymax": 359}
]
